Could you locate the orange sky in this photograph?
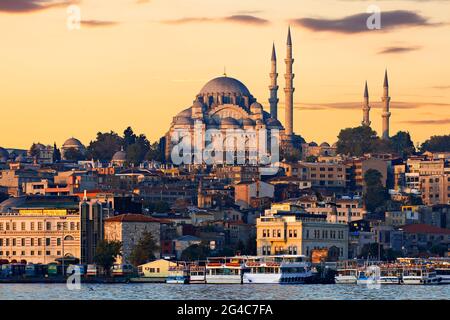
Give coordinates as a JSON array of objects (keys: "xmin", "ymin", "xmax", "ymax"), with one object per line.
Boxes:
[{"xmin": 0, "ymin": 0, "xmax": 449, "ymax": 150}]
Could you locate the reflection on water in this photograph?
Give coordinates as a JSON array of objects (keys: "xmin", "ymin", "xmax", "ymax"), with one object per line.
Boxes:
[{"xmin": 0, "ymin": 283, "xmax": 448, "ymax": 300}]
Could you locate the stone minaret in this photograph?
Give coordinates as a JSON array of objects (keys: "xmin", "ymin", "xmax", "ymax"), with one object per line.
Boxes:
[
  {"xmin": 381, "ymin": 69, "xmax": 391, "ymax": 140},
  {"xmin": 284, "ymin": 26, "xmax": 295, "ymax": 137},
  {"xmin": 269, "ymin": 43, "xmax": 279, "ymax": 120},
  {"xmin": 362, "ymin": 81, "xmax": 371, "ymax": 126}
]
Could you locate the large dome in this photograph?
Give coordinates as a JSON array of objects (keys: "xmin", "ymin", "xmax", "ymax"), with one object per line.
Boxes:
[
  {"xmin": 63, "ymin": 137, "xmax": 84, "ymax": 148},
  {"xmin": 199, "ymin": 76, "xmax": 251, "ymax": 97}
]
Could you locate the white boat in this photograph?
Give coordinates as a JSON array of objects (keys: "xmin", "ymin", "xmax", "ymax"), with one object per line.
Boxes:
[
  {"xmin": 189, "ymin": 265, "xmax": 206, "ymax": 284},
  {"xmin": 402, "ymin": 266, "xmax": 441, "ymax": 285},
  {"xmin": 378, "ymin": 265, "xmax": 401, "ymax": 285},
  {"xmin": 335, "ymin": 261, "xmax": 358, "ymax": 284},
  {"xmin": 242, "ymin": 255, "xmax": 312, "ymax": 284},
  {"xmin": 429, "ymin": 258, "xmax": 450, "ymax": 284},
  {"xmin": 205, "ymin": 257, "xmax": 246, "ymax": 284},
  {"xmin": 356, "ymin": 268, "xmax": 381, "ymax": 285},
  {"xmin": 166, "ymin": 264, "xmax": 188, "ymax": 284}
]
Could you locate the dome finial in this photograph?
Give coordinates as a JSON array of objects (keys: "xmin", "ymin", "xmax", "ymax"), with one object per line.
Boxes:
[{"xmin": 223, "ymin": 66, "xmax": 227, "ymax": 77}]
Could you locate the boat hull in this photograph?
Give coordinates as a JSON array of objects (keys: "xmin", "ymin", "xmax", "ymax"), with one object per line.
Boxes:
[
  {"xmin": 402, "ymin": 276, "xmax": 441, "ymax": 285},
  {"xmin": 335, "ymin": 276, "xmax": 357, "ymax": 284},
  {"xmin": 205, "ymin": 275, "xmax": 241, "ymax": 284}
]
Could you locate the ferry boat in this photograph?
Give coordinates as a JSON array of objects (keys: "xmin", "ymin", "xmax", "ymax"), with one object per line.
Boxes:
[
  {"xmin": 166, "ymin": 263, "xmax": 189, "ymax": 284},
  {"xmin": 401, "ymin": 265, "xmax": 441, "ymax": 285},
  {"xmin": 242, "ymin": 255, "xmax": 312, "ymax": 284},
  {"xmin": 335, "ymin": 261, "xmax": 358, "ymax": 284},
  {"xmin": 205, "ymin": 257, "xmax": 247, "ymax": 284},
  {"xmin": 429, "ymin": 258, "xmax": 450, "ymax": 284},
  {"xmin": 378, "ymin": 265, "xmax": 401, "ymax": 285},
  {"xmin": 356, "ymin": 266, "xmax": 381, "ymax": 285},
  {"xmin": 189, "ymin": 265, "xmax": 206, "ymax": 284}
]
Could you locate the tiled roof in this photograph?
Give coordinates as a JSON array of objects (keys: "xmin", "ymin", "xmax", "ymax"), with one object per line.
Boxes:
[
  {"xmin": 104, "ymin": 213, "xmax": 167, "ymax": 223},
  {"xmin": 402, "ymin": 224, "xmax": 450, "ymax": 235}
]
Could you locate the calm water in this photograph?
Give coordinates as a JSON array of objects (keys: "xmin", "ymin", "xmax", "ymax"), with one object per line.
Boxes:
[{"xmin": 0, "ymin": 283, "xmax": 449, "ymax": 300}]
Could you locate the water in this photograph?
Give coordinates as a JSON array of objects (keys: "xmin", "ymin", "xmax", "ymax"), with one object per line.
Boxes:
[{"xmin": 0, "ymin": 283, "xmax": 448, "ymax": 300}]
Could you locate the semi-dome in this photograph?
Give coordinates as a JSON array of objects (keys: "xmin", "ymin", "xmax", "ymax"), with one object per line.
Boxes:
[
  {"xmin": 63, "ymin": 137, "xmax": 84, "ymax": 148},
  {"xmin": 175, "ymin": 108, "xmax": 192, "ymax": 118},
  {"xmin": 112, "ymin": 148, "xmax": 126, "ymax": 161},
  {"xmin": 320, "ymin": 142, "xmax": 330, "ymax": 147},
  {"xmin": 309, "ymin": 141, "xmax": 318, "ymax": 147},
  {"xmin": 266, "ymin": 118, "xmax": 282, "ymax": 128},
  {"xmin": 199, "ymin": 76, "xmax": 251, "ymax": 97},
  {"xmin": 221, "ymin": 117, "xmax": 240, "ymax": 127}
]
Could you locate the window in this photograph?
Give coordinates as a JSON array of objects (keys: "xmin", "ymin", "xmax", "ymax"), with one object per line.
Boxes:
[
  {"xmin": 21, "ymin": 238, "xmax": 25, "ymax": 246},
  {"xmin": 12, "ymin": 222, "xmax": 16, "ymax": 231},
  {"xmin": 46, "ymin": 238, "xmax": 51, "ymax": 246},
  {"xmin": 5, "ymin": 222, "xmax": 10, "ymax": 231},
  {"xmin": 21, "ymin": 222, "xmax": 26, "ymax": 231},
  {"xmin": 46, "ymin": 222, "xmax": 52, "ymax": 231},
  {"xmin": 57, "ymin": 238, "xmax": 61, "ymax": 246},
  {"xmin": 30, "ymin": 222, "xmax": 35, "ymax": 231},
  {"xmin": 38, "ymin": 222, "xmax": 43, "ymax": 231},
  {"xmin": 31, "ymin": 238, "xmax": 34, "ymax": 246},
  {"xmin": 46, "ymin": 251, "xmax": 51, "ymax": 256}
]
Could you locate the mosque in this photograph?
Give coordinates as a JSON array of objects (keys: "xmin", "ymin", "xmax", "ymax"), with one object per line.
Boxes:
[{"xmin": 163, "ymin": 27, "xmax": 305, "ymax": 163}]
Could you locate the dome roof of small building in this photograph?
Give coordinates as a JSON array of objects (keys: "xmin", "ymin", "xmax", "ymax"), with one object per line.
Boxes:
[
  {"xmin": 320, "ymin": 142, "xmax": 330, "ymax": 147},
  {"xmin": 309, "ymin": 141, "xmax": 318, "ymax": 147},
  {"xmin": 199, "ymin": 76, "xmax": 251, "ymax": 97},
  {"xmin": 63, "ymin": 137, "xmax": 84, "ymax": 148},
  {"xmin": 112, "ymin": 148, "xmax": 127, "ymax": 161}
]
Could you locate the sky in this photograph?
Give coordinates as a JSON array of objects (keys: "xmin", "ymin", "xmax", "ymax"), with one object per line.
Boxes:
[{"xmin": 0, "ymin": 0, "xmax": 449, "ymax": 150}]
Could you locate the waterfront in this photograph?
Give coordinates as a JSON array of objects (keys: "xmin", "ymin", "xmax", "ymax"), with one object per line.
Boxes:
[{"xmin": 0, "ymin": 283, "xmax": 448, "ymax": 300}]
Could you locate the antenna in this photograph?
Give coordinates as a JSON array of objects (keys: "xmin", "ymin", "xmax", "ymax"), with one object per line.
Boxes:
[{"xmin": 223, "ymin": 66, "xmax": 227, "ymax": 77}]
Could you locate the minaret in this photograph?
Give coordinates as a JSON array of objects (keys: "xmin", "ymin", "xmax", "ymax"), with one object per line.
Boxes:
[
  {"xmin": 381, "ymin": 69, "xmax": 391, "ymax": 140},
  {"xmin": 284, "ymin": 26, "xmax": 295, "ymax": 137},
  {"xmin": 269, "ymin": 43, "xmax": 279, "ymax": 120},
  {"xmin": 362, "ymin": 81, "xmax": 371, "ymax": 126}
]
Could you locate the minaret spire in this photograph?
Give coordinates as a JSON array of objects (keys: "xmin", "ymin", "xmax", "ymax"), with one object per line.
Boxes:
[
  {"xmin": 362, "ymin": 81, "xmax": 371, "ymax": 126},
  {"xmin": 269, "ymin": 42, "xmax": 279, "ymax": 119},
  {"xmin": 284, "ymin": 26, "xmax": 295, "ymax": 137},
  {"xmin": 381, "ymin": 69, "xmax": 391, "ymax": 140}
]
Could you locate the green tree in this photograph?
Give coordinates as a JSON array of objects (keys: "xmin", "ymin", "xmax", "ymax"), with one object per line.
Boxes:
[
  {"xmin": 123, "ymin": 126, "xmax": 137, "ymax": 148},
  {"xmin": 389, "ymin": 131, "xmax": 415, "ymax": 158},
  {"xmin": 363, "ymin": 169, "xmax": 388, "ymax": 213},
  {"xmin": 87, "ymin": 131, "xmax": 123, "ymax": 161},
  {"xmin": 126, "ymin": 143, "xmax": 144, "ymax": 165},
  {"xmin": 420, "ymin": 135, "xmax": 450, "ymax": 153},
  {"xmin": 336, "ymin": 126, "xmax": 378, "ymax": 156},
  {"xmin": 129, "ymin": 232, "xmax": 160, "ymax": 266},
  {"xmin": 283, "ymin": 148, "xmax": 301, "ymax": 162},
  {"xmin": 181, "ymin": 243, "xmax": 211, "ymax": 261},
  {"xmin": 305, "ymin": 155, "xmax": 318, "ymax": 162},
  {"xmin": 93, "ymin": 240, "xmax": 122, "ymax": 276},
  {"xmin": 63, "ymin": 147, "xmax": 85, "ymax": 161},
  {"xmin": 145, "ymin": 141, "xmax": 163, "ymax": 162},
  {"xmin": 52, "ymin": 143, "xmax": 61, "ymax": 163},
  {"xmin": 29, "ymin": 143, "xmax": 41, "ymax": 158}
]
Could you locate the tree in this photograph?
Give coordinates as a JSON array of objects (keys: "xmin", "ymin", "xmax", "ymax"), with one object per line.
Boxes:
[
  {"xmin": 145, "ymin": 141, "xmax": 163, "ymax": 162},
  {"xmin": 93, "ymin": 240, "xmax": 122, "ymax": 276},
  {"xmin": 86, "ymin": 131, "xmax": 123, "ymax": 161},
  {"xmin": 283, "ymin": 148, "xmax": 301, "ymax": 162},
  {"xmin": 363, "ymin": 169, "xmax": 388, "ymax": 213},
  {"xmin": 29, "ymin": 143, "xmax": 41, "ymax": 158},
  {"xmin": 181, "ymin": 243, "xmax": 211, "ymax": 261},
  {"xmin": 123, "ymin": 126, "xmax": 137, "ymax": 148},
  {"xmin": 336, "ymin": 126, "xmax": 378, "ymax": 156},
  {"xmin": 305, "ymin": 155, "xmax": 318, "ymax": 163},
  {"xmin": 63, "ymin": 147, "xmax": 85, "ymax": 162},
  {"xmin": 389, "ymin": 131, "xmax": 415, "ymax": 158},
  {"xmin": 420, "ymin": 135, "xmax": 450, "ymax": 153},
  {"xmin": 126, "ymin": 143, "xmax": 144, "ymax": 165},
  {"xmin": 52, "ymin": 143, "xmax": 61, "ymax": 163},
  {"xmin": 129, "ymin": 232, "xmax": 160, "ymax": 266}
]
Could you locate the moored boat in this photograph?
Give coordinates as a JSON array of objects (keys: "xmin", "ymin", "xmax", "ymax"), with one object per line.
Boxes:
[
  {"xmin": 166, "ymin": 263, "xmax": 189, "ymax": 284},
  {"xmin": 401, "ymin": 265, "xmax": 441, "ymax": 285},
  {"xmin": 205, "ymin": 257, "xmax": 246, "ymax": 284},
  {"xmin": 335, "ymin": 261, "xmax": 358, "ymax": 284},
  {"xmin": 189, "ymin": 265, "xmax": 206, "ymax": 284}
]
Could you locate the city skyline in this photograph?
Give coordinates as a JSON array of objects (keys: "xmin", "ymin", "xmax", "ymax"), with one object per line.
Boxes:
[{"xmin": 1, "ymin": 0, "xmax": 450, "ymax": 149}]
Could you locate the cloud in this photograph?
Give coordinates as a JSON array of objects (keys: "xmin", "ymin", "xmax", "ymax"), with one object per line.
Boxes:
[
  {"xmin": 290, "ymin": 101, "xmax": 450, "ymax": 110},
  {"xmin": 400, "ymin": 119, "xmax": 450, "ymax": 125},
  {"xmin": 378, "ymin": 46, "xmax": 421, "ymax": 54},
  {"xmin": 431, "ymin": 85, "xmax": 450, "ymax": 90},
  {"xmin": 290, "ymin": 10, "xmax": 441, "ymax": 34},
  {"xmin": 161, "ymin": 15, "xmax": 269, "ymax": 26},
  {"xmin": 81, "ymin": 20, "xmax": 119, "ymax": 28},
  {"xmin": 0, "ymin": 0, "xmax": 75, "ymax": 13}
]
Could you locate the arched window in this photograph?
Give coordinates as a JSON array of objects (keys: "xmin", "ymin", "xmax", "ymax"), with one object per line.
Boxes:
[{"xmin": 64, "ymin": 235, "xmax": 74, "ymax": 241}]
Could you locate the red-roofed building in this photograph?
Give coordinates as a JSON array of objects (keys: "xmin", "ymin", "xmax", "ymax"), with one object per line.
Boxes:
[{"xmin": 402, "ymin": 224, "xmax": 450, "ymax": 256}]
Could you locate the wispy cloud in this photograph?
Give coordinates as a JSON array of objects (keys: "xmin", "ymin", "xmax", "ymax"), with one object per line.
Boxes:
[
  {"xmin": 378, "ymin": 46, "xmax": 421, "ymax": 54},
  {"xmin": 81, "ymin": 20, "xmax": 119, "ymax": 28},
  {"xmin": 400, "ymin": 118, "xmax": 450, "ymax": 125},
  {"xmin": 290, "ymin": 10, "xmax": 441, "ymax": 34},
  {"xmin": 289, "ymin": 101, "xmax": 450, "ymax": 110},
  {"xmin": 431, "ymin": 85, "xmax": 450, "ymax": 90},
  {"xmin": 0, "ymin": 0, "xmax": 76, "ymax": 13},
  {"xmin": 162, "ymin": 15, "xmax": 269, "ymax": 26}
]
